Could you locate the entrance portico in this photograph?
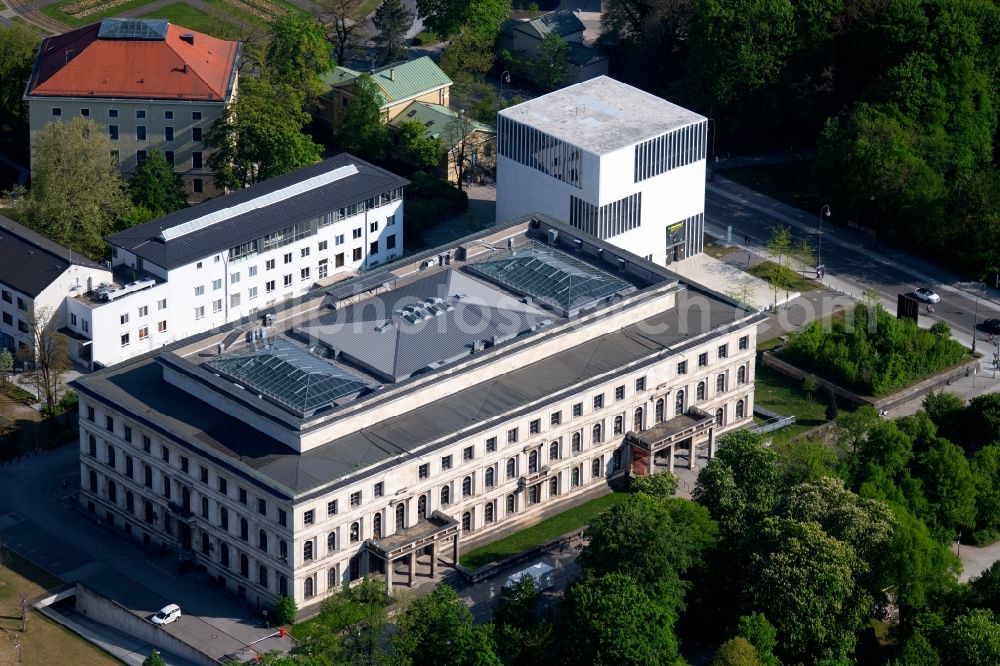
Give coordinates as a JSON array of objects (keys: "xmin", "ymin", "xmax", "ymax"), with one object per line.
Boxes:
[
  {"xmin": 366, "ymin": 511, "xmax": 460, "ymax": 594},
  {"xmin": 626, "ymin": 407, "xmax": 715, "ymax": 476}
]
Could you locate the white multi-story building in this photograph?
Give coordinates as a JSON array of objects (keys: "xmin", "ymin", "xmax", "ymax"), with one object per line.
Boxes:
[
  {"xmin": 496, "ymin": 76, "xmax": 708, "ymax": 265},
  {"xmin": 0, "ymin": 216, "xmax": 111, "ymax": 360},
  {"xmin": 74, "ymin": 213, "xmax": 764, "ymax": 612},
  {"xmin": 64, "ymin": 154, "xmax": 407, "ymax": 369}
]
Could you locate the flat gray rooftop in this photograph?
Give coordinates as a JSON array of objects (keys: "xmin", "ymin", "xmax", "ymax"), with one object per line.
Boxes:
[
  {"xmin": 499, "ymin": 76, "xmax": 706, "ymax": 156},
  {"xmin": 75, "ymin": 288, "xmax": 755, "ymax": 500}
]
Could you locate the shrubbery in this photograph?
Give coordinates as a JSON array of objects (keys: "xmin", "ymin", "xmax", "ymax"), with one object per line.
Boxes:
[
  {"xmin": 403, "ymin": 172, "xmax": 468, "ymax": 240},
  {"xmin": 782, "ymin": 303, "xmax": 967, "ymax": 396},
  {"xmin": 274, "ymin": 595, "xmax": 297, "ymax": 625}
]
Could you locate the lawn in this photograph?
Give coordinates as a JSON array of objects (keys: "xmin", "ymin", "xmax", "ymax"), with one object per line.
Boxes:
[
  {"xmin": 43, "ymin": 0, "xmax": 155, "ymax": 27},
  {"xmin": 753, "ymin": 364, "xmax": 834, "ymax": 443},
  {"xmin": 141, "ymin": 2, "xmax": 244, "ymax": 39},
  {"xmin": 412, "ymin": 31, "xmax": 440, "ymax": 46},
  {"xmin": 352, "ymin": 0, "xmax": 380, "ymax": 19},
  {"xmin": 720, "ymin": 161, "xmax": 821, "ymax": 214},
  {"xmin": 703, "ymin": 239, "xmax": 737, "ymax": 260},
  {"xmin": 749, "ymin": 260, "xmax": 821, "ymax": 292},
  {"xmin": 0, "ymin": 552, "xmax": 119, "ymax": 666},
  {"xmin": 459, "ymin": 491, "xmax": 630, "ymax": 570},
  {"xmin": 44, "ymin": 0, "xmax": 305, "ymax": 29}
]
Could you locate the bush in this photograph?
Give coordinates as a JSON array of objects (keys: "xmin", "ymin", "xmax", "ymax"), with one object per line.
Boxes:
[
  {"xmin": 3, "ymin": 384, "xmax": 35, "ymax": 404},
  {"xmin": 825, "ymin": 394, "xmax": 839, "ymax": 421},
  {"xmin": 274, "ymin": 595, "xmax": 298, "ymax": 625},
  {"xmin": 404, "ymin": 172, "xmax": 468, "ymax": 237},
  {"xmin": 59, "ymin": 389, "xmax": 79, "ymax": 413},
  {"xmin": 782, "ymin": 303, "xmax": 967, "ymax": 396}
]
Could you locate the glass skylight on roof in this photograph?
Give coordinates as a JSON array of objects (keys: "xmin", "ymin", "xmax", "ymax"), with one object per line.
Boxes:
[
  {"xmin": 98, "ymin": 19, "xmax": 169, "ymax": 41},
  {"xmin": 206, "ymin": 338, "xmax": 370, "ymax": 416},
  {"xmin": 466, "ymin": 244, "xmax": 632, "ymax": 316}
]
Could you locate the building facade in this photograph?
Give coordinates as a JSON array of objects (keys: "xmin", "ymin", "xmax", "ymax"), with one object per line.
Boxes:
[
  {"xmin": 63, "ymin": 154, "xmax": 407, "ymax": 369},
  {"xmin": 0, "ymin": 216, "xmax": 111, "ymax": 359},
  {"xmin": 24, "ymin": 19, "xmax": 241, "ymax": 201},
  {"xmin": 496, "ymin": 76, "xmax": 708, "ymax": 265},
  {"xmin": 74, "ymin": 214, "xmax": 763, "ymax": 612}
]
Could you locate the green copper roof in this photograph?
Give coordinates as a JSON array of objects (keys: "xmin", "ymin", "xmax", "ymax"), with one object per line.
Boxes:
[
  {"xmin": 389, "ymin": 102, "xmax": 493, "ymax": 150},
  {"xmin": 325, "ymin": 56, "xmax": 452, "ymax": 107}
]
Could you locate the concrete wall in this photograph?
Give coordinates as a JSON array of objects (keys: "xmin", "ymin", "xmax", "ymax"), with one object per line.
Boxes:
[{"xmin": 74, "ymin": 583, "xmax": 217, "ymax": 666}]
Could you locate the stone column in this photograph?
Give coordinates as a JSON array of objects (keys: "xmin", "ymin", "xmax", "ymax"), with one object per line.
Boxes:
[
  {"xmin": 408, "ymin": 550, "xmax": 416, "ymax": 587},
  {"xmin": 708, "ymin": 428, "xmax": 716, "ymax": 459},
  {"xmin": 385, "ymin": 555, "xmax": 393, "ymax": 595},
  {"xmin": 452, "ymin": 534, "xmax": 459, "ymax": 566},
  {"xmin": 688, "ymin": 439, "xmax": 695, "ymax": 469},
  {"xmin": 430, "ymin": 541, "xmax": 438, "ymax": 578},
  {"xmin": 668, "ymin": 444, "xmax": 675, "ymax": 473}
]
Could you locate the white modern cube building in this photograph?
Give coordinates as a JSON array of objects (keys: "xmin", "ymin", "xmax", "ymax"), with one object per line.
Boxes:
[
  {"xmin": 63, "ymin": 154, "xmax": 407, "ymax": 369},
  {"xmin": 496, "ymin": 76, "xmax": 708, "ymax": 265}
]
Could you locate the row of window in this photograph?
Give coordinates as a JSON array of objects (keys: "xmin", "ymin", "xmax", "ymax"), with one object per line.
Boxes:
[
  {"xmin": 633, "ymin": 120, "xmax": 708, "ymax": 183},
  {"xmin": 112, "ymin": 149, "xmax": 202, "ymax": 171},
  {"xmin": 120, "ymin": 320, "xmax": 168, "ymax": 346},
  {"xmin": 53, "ymin": 107, "xmax": 203, "ymax": 121},
  {"xmin": 0, "ymin": 290, "xmax": 27, "ymax": 310},
  {"xmin": 107, "ymin": 124, "xmax": 202, "ymax": 144},
  {"xmin": 1, "ymin": 311, "xmax": 29, "ymax": 335},
  {"xmin": 497, "ymin": 114, "xmax": 582, "ymax": 188}
]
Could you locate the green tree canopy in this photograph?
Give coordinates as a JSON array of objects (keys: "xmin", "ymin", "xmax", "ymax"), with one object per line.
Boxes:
[
  {"xmin": 395, "ymin": 119, "xmax": 443, "ymax": 169},
  {"xmin": 971, "ymin": 443, "xmax": 1000, "ymax": 543},
  {"xmin": 294, "ymin": 578, "xmax": 389, "ymax": 663},
  {"xmin": 629, "ymin": 470, "xmax": 679, "ymax": 500},
  {"xmin": 0, "ymin": 24, "xmax": 38, "ymax": 137},
  {"xmin": 693, "ymin": 430, "xmax": 778, "ymax": 538},
  {"xmin": 712, "ymin": 637, "xmax": 764, "ymax": 666},
  {"xmin": 207, "ymin": 77, "xmax": 322, "ymax": 190},
  {"xmin": 534, "ymin": 34, "xmax": 572, "ymax": 90},
  {"xmin": 142, "ymin": 650, "xmax": 166, "ymax": 666},
  {"xmin": 339, "ymin": 73, "xmax": 389, "ymax": 160},
  {"xmin": 937, "ymin": 609, "xmax": 1000, "ymax": 666},
  {"xmin": 736, "ymin": 613, "xmax": 779, "ymax": 666},
  {"xmin": 557, "ymin": 572, "xmax": 680, "ymax": 666},
  {"xmin": 390, "ymin": 585, "xmax": 500, "ymax": 666},
  {"xmin": 416, "ymin": 0, "xmax": 510, "ymax": 40},
  {"xmin": 440, "ymin": 27, "xmax": 497, "ymax": 86},
  {"xmin": 264, "ymin": 13, "xmax": 334, "ymax": 104},
  {"xmin": 493, "ymin": 576, "xmax": 551, "ymax": 666},
  {"xmin": 12, "ymin": 117, "xmax": 132, "ymax": 260},
  {"xmin": 373, "ymin": 0, "xmax": 414, "ymax": 65},
  {"xmin": 129, "ymin": 150, "xmax": 186, "ymax": 217},
  {"xmin": 915, "ymin": 436, "xmax": 977, "ymax": 542}
]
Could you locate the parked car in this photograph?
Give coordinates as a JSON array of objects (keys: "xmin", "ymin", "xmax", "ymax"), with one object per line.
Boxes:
[
  {"xmin": 914, "ymin": 287, "xmax": 941, "ymax": 303},
  {"xmin": 151, "ymin": 604, "xmax": 182, "ymax": 625},
  {"xmin": 983, "ymin": 319, "xmax": 1000, "ymax": 334},
  {"xmin": 504, "ymin": 562, "xmax": 555, "ymax": 591}
]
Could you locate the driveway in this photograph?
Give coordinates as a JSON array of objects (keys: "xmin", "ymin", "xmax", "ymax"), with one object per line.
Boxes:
[{"xmin": 0, "ymin": 446, "xmax": 295, "ymax": 662}]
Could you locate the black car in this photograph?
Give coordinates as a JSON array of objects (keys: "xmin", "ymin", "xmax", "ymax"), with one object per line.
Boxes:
[{"xmin": 984, "ymin": 319, "xmax": 1000, "ymax": 334}]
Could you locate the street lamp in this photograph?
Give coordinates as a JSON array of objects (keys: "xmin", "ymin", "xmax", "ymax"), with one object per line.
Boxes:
[
  {"xmin": 499, "ymin": 71, "xmax": 511, "ymax": 104},
  {"xmin": 972, "ymin": 281, "xmax": 985, "ymax": 354},
  {"xmin": 818, "ymin": 205, "xmax": 831, "ymax": 274}
]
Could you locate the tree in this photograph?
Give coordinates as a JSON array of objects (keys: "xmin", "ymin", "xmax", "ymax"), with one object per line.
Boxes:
[
  {"xmin": 712, "ymin": 637, "xmax": 764, "ymax": 666},
  {"xmin": 439, "ymin": 27, "xmax": 496, "ymax": 85},
  {"xmin": 922, "ymin": 391, "xmax": 965, "ymax": 444},
  {"xmin": 915, "ymin": 437, "xmax": 976, "ymax": 542},
  {"xmin": 0, "ymin": 348, "xmax": 12, "ymax": 388},
  {"xmin": 18, "ymin": 307, "xmax": 69, "ymax": 417},
  {"xmin": 534, "ymin": 34, "xmax": 572, "ymax": 89},
  {"xmin": 794, "ymin": 237, "xmax": 815, "ymax": 274},
  {"xmin": 741, "ymin": 517, "xmax": 868, "ymax": 663},
  {"xmin": 274, "ymin": 595, "xmax": 297, "ymax": 624},
  {"xmin": 318, "ymin": 0, "xmax": 367, "ymax": 64},
  {"xmin": 9, "ymin": 117, "xmax": 133, "ymax": 260},
  {"xmin": 129, "ymin": 150, "xmax": 186, "ymax": 217},
  {"xmin": 296, "ymin": 578, "xmax": 390, "ymax": 664},
  {"xmin": 206, "ymin": 78, "xmax": 323, "ymax": 190},
  {"xmin": 493, "ymin": 576, "xmax": 552, "ymax": 666},
  {"xmin": 765, "ymin": 225, "xmax": 793, "ymax": 308},
  {"xmin": 693, "ymin": 430, "xmax": 778, "ymax": 538},
  {"xmin": 558, "ymin": 572, "xmax": 680, "ymax": 666},
  {"xmin": 771, "ymin": 438, "xmax": 836, "ymax": 489},
  {"xmin": 142, "ymin": 650, "xmax": 166, "ymax": 666},
  {"xmin": 972, "ymin": 443, "xmax": 1000, "ymax": 543},
  {"xmin": 630, "ymin": 470, "xmax": 679, "ymax": 500},
  {"xmin": 969, "ymin": 562, "xmax": 1000, "ymax": 616},
  {"xmin": 937, "ymin": 610, "xmax": 1000, "ymax": 666},
  {"xmin": 0, "ymin": 24, "xmax": 38, "ymax": 137},
  {"xmin": 416, "ymin": 0, "xmax": 510, "ymax": 40},
  {"xmin": 373, "ymin": 0, "xmax": 414, "ymax": 65},
  {"xmin": 736, "ymin": 613, "xmax": 779, "ymax": 666},
  {"xmin": 395, "ymin": 119, "xmax": 444, "ymax": 170},
  {"xmin": 264, "ymin": 13, "xmax": 334, "ymax": 104},
  {"xmin": 339, "ymin": 74, "xmax": 389, "ymax": 160},
  {"xmin": 390, "ymin": 585, "xmax": 500, "ymax": 666},
  {"xmin": 442, "ymin": 112, "xmax": 484, "ymax": 190}
]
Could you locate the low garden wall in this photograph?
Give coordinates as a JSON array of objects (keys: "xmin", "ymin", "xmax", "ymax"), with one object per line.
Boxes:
[{"xmin": 455, "ymin": 526, "xmax": 587, "ymax": 585}]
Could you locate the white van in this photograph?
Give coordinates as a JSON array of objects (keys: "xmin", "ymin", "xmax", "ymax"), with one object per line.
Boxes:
[
  {"xmin": 503, "ymin": 562, "xmax": 555, "ymax": 591},
  {"xmin": 151, "ymin": 604, "xmax": 182, "ymax": 625}
]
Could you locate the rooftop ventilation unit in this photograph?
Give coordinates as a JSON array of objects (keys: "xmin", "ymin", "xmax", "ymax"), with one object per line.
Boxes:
[
  {"xmin": 547, "ymin": 229, "xmax": 559, "ymax": 245},
  {"xmin": 99, "ymin": 277, "xmax": 156, "ymax": 302},
  {"xmin": 617, "ymin": 258, "xmax": 627, "ymax": 271},
  {"xmin": 181, "ymin": 32, "xmax": 195, "ymax": 45},
  {"xmin": 573, "ymin": 238, "xmax": 583, "ymax": 251}
]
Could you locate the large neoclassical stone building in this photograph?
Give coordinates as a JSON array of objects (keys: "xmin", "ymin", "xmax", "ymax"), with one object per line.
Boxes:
[{"xmin": 74, "ymin": 213, "xmax": 764, "ymax": 611}]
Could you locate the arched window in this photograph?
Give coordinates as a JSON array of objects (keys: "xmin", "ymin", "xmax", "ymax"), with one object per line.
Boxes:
[
  {"xmin": 220, "ymin": 507, "xmax": 229, "ymax": 530},
  {"xmin": 485, "ymin": 467, "xmax": 495, "ymax": 488},
  {"xmin": 417, "ymin": 495, "xmax": 427, "ymax": 519},
  {"xmin": 506, "ymin": 458, "xmax": 516, "ymax": 479},
  {"xmin": 717, "ymin": 373, "xmax": 726, "ymax": 393},
  {"xmin": 592, "ymin": 423, "xmax": 603, "ymax": 444},
  {"xmin": 303, "ymin": 540, "xmax": 314, "ymax": 561},
  {"xmin": 327, "ymin": 531, "xmax": 337, "ymax": 552},
  {"xmin": 440, "ymin": 485, "xmax": 450, "ymax": 506},
  {"xmin": 655, "ymin": 399, "xmax": 664, "ymax": 423},
  {"xmin": 373, "ymin": 512, "xmax": 382, "ymax": 539},
  {"xmin": 220, "ymin": 543, "xmax": 230, "ymax": 567},
  {"xmin": 240, "ymin": 517, "xmax": 248, "ymax": 540},
  {"xmin": 572, "ymin": 467, "xmax": 580, "ymax": 487},
  {"xmin": 259, "ymin": 529, "xmax": 268, "ymax": 552},
  {"xmin": 549, "ymin": 440, "xmax": 559, "ymax": 461},
  {"xmin": 259, "ymin": 565, "xmax": 268, "ymax": 587},
  {"xmin": 107, "ymin": 479, "xmax": 117, "ymax": 503},
  {"xmin": 737, "ymin": 365, "xmax": 746, "ymax": 385},
  {"xmin": 697, "ymin": 381, "xmax": 706, "ymax": 401},
  {"xmin": 350, "ymin": 521, "xmax": 360, "ymax": 543},
  {"xmin": 736, "ymin": 399, "xmax": 745, "ymax": 420},
  {"xmin": 715, "ymin": 407, "xmax": 724, "ymax": 426},
  {"xmin": 201, "ymin": 532, "xmax": 209, "ymax": 555},
  {"xmin": 395, "ymin": 503, "xmax": 405, "ymax": 530},
  {"xmin": 528, "ymin": 450, "xmax": 539, "ymax": 474},
  {"xmin": 240, "ymin": 553, "xmax": 249, "ymax": 577},
  {"xmin": 485, "ymin": 502, "xmax": 495, "ymax": 523},
  {"xmin": 675, "ymin": 390, "xmax": 685, "ymax": 416},
  {"xmin": 613, "ymin": 415, "xmax": 624, "ymax": 435},
  {"xmin": 633, "ymin": 407, "xmax": 644, "ymax": 432},
  {"xmin": 592, "ymin": 458, "xmax": 601, "ymax": 478},
  {"xmin": 88, "ymin": 469, "xmax": 97, "ymax": 492},
  {"xmin": 462, "ymin": 511, "xmax": 472, "ymax": 531},
  {"xmin": 548, "ymin": 476, "xmax": 558, "ymax": 497},
  {"xmin": 506, "ymin": 494, "xmax": 515, "ymax": 514},
  {"xmin": 462, "ymin": 475, "xmax": 473, "ymax": 497},
  {"xmin": 572, "ymin": 431, "xmax": 582, "ymax": 453},
  {"xmin": 304, "ymin": 576, "xmax": 314, "ymax": 598}
]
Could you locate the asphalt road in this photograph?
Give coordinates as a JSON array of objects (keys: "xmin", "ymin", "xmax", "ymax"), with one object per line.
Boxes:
[{"xmin": 705, "ymin": 179, "xmax": 1000, "ymax": 353}]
